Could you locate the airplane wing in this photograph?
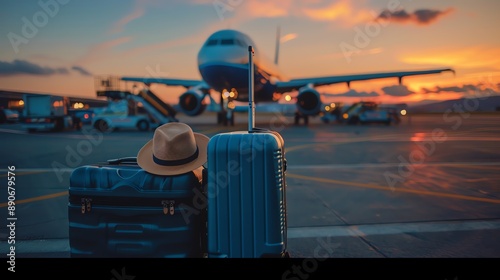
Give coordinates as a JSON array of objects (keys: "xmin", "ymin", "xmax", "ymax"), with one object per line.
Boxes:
[
  {"xmin": 121, "ymin": 77, "xmax": 209, "ymax": 89},
  {"xmin": 274, "ymin": 68, "xmax": 455, "ymax": 93}
]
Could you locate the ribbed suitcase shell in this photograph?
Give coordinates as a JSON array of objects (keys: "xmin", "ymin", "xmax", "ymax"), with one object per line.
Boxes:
[
  {"xmin": 207, "ymin": 130, "xmax": 287, "ymax": 258},
  {"xmin": 68, "ymin": 162, "xmax": 203, "ymax": 258}
]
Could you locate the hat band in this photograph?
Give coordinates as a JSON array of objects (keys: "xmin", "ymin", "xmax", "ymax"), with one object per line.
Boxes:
[{"xmin": 152, "ymin": 147, "xmax": 199, "ymax": 167}]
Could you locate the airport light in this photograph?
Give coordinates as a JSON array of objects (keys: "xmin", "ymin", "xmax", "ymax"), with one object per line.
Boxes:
[
  {"xmin": 18, "ymin": 100, "xmax": 24, "ymax": 106},
  {"xmin": 285, "ymin": 95, "xmax": 292, "ymax": 102},
  {"xmin": 330, "ymin": 103, "xmax": 336, "ymax": 109},
  {"xmin": 324, "ymin": 105, "xmax": 331, "ymax": 112},
  {"xmin": 229, "ymin": 88, "xmax": 238, "ymax": 100},
  {"xmin": 73, "ymin": 102, "xmax": 85, "ymax": 109},
  {"xmin": 400, "ymin": 109, "xmax": 407, "ymax": 116},
  {"xmin": 343, "ymin": 113, "xmax": 349, "ymax": 119},
  {"xmin": 222, "ymin": 89, "xmax": 230, "ymax": 99}
]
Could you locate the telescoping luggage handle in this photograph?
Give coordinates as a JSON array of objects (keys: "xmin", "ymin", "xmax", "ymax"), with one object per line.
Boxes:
[{"xmin": 248, "ymin": 46, "xmax": 255, "ymax": 132}]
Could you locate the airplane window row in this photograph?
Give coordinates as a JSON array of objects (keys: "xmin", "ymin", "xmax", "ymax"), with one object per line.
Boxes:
[{"xmin": 205, "ymin": 38, "xmax": 247, "ymax": 47}]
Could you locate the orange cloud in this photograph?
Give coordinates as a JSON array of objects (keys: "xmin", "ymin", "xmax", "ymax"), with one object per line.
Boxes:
[
  {"xmin": 280, "ymin": 33, "xmax": 298, "ymax": 43},
  {"xmin": 246, "ymin": 0, "xmax": 291, "ymax": 18},
  {"xmin": 401, "ymin": 47, "xmax": 500, "ymax": 70},
  {"xmin": 199, "ymin": 0, "xmax": 375, "ymax": 27},
  {"xmin": 319, "ymin": 48, "xmax": 383, "ymax": 60},
  {"xmin": 75, "ymin": 37, "xmax": 132, "ymax": 65},
  {"xmin": 302, "ymin": 0, "xmax": 374, "ymax": 26}
]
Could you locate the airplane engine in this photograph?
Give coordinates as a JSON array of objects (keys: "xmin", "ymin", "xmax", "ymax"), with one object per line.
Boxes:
[
  {"xmin": 296, "ymin": 86, "xmax": 322, "ymax": 116},
  {"xmin": 178, "ymin": 89, "xmax": 207, "ymax": 116}
]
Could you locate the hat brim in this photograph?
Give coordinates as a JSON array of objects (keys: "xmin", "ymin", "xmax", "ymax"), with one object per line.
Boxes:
[{"xmin": 137, "ymin": 132, "xmax": 209, "ymax": 176}]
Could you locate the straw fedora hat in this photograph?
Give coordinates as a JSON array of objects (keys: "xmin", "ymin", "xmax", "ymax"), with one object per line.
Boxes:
[{"xmin": 137, "ymin": 122, "xmax": 209, "ymax": 176}]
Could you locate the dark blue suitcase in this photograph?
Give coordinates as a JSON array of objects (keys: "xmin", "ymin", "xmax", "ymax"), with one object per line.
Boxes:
[
  {"xmin": 68, "ymin": 157, "xmax": 205, "ymax": 258},
  {"xmin": 206, "ymin": 46, "xmax": 288, "ymax": 258}
]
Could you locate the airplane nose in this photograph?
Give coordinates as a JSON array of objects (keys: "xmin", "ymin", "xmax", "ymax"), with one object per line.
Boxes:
[{"xmin": 197, "ymin": 46, "xmax": 249, "ymax": 66}]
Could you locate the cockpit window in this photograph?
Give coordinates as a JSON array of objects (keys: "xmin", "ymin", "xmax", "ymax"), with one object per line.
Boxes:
[
  {"xmin": 235, "ymin": 39, "xmax": 246, "ymax": 47},
  {"xmin": 220, "ymin": 39, "xmax": 234, "ymax": 45},
  {"xmin": 205, "ymin": 38, "xmax": 247, "ymax": 47},
  {"xmin": 205, "ymin": 39, "xmax": 218, "ymax": 46}
]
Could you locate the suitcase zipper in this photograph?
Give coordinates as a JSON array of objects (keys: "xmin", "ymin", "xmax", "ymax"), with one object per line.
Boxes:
[
  {"xmin": 161, "ymin": 200, "xmax": 175, "ymax": 215},
  {"xmin": 81, "ymin": 198, "xmax": 92, "ymax": 214},
  {"xmin": 73, "ymin": 196, "xmax": 180, "ymax": 216}
]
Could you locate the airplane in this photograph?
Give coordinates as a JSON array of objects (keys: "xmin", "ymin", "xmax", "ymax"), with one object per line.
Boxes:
[{"xmin": 121, "ymin": 29, "xmax": 454, "ymax": 125}]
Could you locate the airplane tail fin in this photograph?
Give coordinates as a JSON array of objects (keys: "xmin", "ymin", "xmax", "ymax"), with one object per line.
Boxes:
[{"xmin": 274, "ymin": 25, "xmax": 280, "ymax": 65}]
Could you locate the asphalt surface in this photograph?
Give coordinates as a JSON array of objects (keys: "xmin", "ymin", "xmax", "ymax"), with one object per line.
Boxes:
[{"xmin": 1, "ymin": 113, "xmax": 499, "ymax": 266}]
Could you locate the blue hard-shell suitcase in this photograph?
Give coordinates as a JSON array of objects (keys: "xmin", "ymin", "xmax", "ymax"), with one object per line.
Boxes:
[
  {"xmin": 206, "ymin": 130, "xmax": 288, "ymax": 258},
  {"xmin": 206, "ymin": 46, "xmax": 288, "ymax": 258},
  {"xmin": 68, "ymin": 157, "xmax": 205, "ymax": 258}
]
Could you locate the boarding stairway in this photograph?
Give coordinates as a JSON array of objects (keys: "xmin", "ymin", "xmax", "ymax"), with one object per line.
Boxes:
[
  {"xmin": 94, "ymin": 75, "xmax": 178, "ymax": 124},
  {"xmin": 129, "ymin": 90, "xmax": 178, "ymax": 124}
]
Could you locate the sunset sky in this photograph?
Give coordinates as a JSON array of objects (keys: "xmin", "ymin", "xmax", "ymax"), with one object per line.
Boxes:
[{"xmin": 1, "ymin": 0, "xmax": 499, "ymax": 106}]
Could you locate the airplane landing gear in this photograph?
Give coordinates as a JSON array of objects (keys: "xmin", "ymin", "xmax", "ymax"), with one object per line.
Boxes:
[
  {"xmin": 217, "ymin": 111, "xmax": 234, "ymax": 126},
  {"xmin": 294, "ymin": 112, "xmax": 309, "ymax": 125}
]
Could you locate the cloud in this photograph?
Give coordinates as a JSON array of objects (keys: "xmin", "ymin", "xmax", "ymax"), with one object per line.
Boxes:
[
  {"xmin": 324, "ymin": 89, "xmax": 379, "ymax": 97},
  {"xmin": 0, "ymin": 60, "xmax": 93, "ymax": 77},
  {"xmin": 192, "ymin": 0, "xmax": 376, "ymax": 27},
  {"xmin": 401, "ymin": 47, "xmax": 500, "ymax": 69},
  {"xmin": 75, "ymin": 36, "xmax": 132, "ymax": 64},
  {"xmin": 245, "ymin": 0, "xmax": 291, "ymax": 18},
  {"xmin": 108, "ymin": 0, "xmax": 162, "ymax": 34},
  {"xmin": 302, "ymin": 0, "xmax": 374, "ymax": 26},
  {"xmin": 110, "ymin": 8, "xmax": 144, "ymax": 34},
  {"xmin": 320, "ymin": 48, "xmax": 383, "ymax": 60},
  {"xmin": 382, "ymin": 85, "xmax": 415, "ymax": 96},
  {"xmin": 0, "ymin": 60, "xmax": 69, "ymax": 76},
  {"xmin": 71, "ymin": 66, "xmax": 92, "ymax": 76},
  {"xmin": 109, "ymin": 6, "xmax": 145, "ymax": 34},
  {"xmin": 421, "ymin": 84, "xmax": 499, "ymax": 98},
  {"xmin": 280, "ymin": 33, "xmax": 298, "ymax": 43},
  {"xmin": 119, "ymin": 33, "xmax": 202, "ymax": 58},
  {"xmin": 376, "ymin": 8, "xmax": 454, "ymax": 25}
]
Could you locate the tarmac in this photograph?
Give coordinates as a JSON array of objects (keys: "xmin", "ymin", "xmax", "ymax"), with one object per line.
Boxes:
[{"xmin": 1, "ymin": 112, "xmax": 500, "ymax": 277}]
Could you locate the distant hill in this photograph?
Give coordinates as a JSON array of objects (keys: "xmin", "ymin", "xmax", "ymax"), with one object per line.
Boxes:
[{"xmin": 409, "ymin": 95, "xmax": 500, "ymax": 113}]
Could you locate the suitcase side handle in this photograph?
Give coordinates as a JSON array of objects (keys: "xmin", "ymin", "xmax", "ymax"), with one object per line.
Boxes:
[{"xmin": 107, "ymin": 157, "xmax": 138, "ymax": 165}]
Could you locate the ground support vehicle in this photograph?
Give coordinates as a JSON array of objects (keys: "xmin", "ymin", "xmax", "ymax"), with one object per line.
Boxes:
[
  {"xmin": 341, "ymin": 101, "xmax": 393, "ymax": 125},
  {"xmin": 21, "ymin": 94, "xmax": 82, "ymax": 132}
]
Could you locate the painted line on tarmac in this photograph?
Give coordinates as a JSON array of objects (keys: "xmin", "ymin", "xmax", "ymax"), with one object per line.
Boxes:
[
  {"xmin": 286, "ymin": 135, "xmax": 500, "ymax": 153},
  {"xmin": 17, "ymin": 162, "xmax": 500, "ymax": 173},
  {"xmin": 0, "ymin": 128, "xmax": 28, "ymax": 134},
  {"xmin": 287, "ymin": 173, "xmax": 500, "ymax": 204},
  {"xmin": 0, "ymin": 191, "xmax": 68, "ymax": 208},
  {"xmin": 2, "ymin": 165, "xmax": 499, "ymax": 207},
  {"xmin": 286, "ymin": 135, "xmax": 400, "ymax": 152},
  {"xmin": 0, "ymin": 168, "xmax": 69, "ymax": 208},
  {"xmin": 287, "ymin": 161, "xmax": 500, "ymax": 170},
  {"xmin": 288, "ymin": 219, "xmax": 500, "ymax": 239}
]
